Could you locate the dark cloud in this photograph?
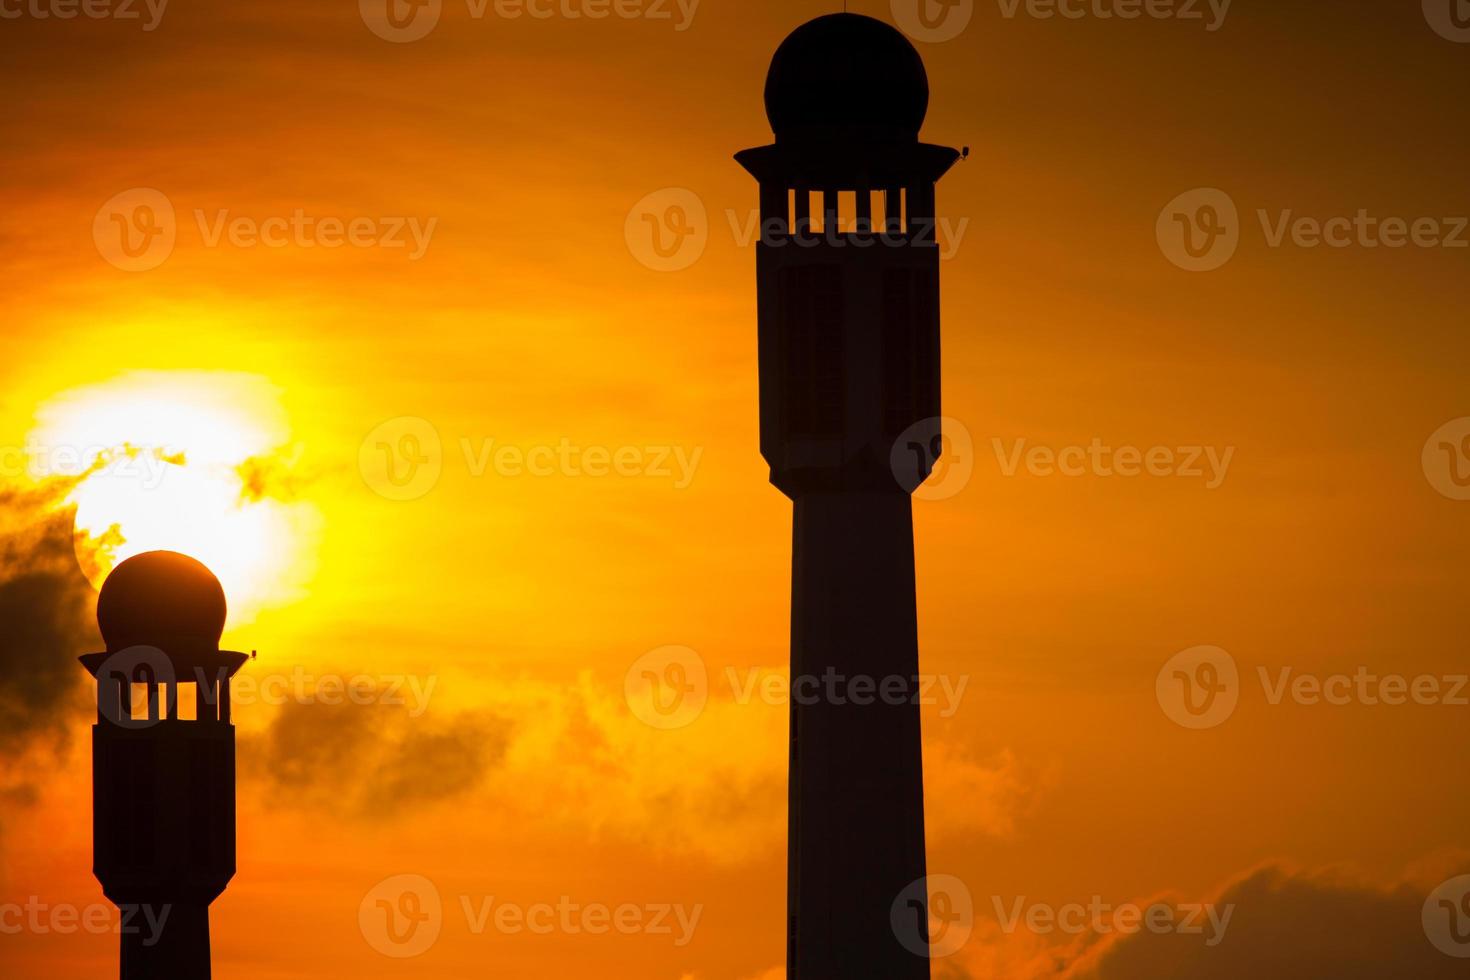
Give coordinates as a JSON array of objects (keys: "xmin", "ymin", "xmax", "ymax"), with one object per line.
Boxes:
[
  {"xmin": 0, "ymin": 480, "xmax": 99, "ymax": 844},
  {"xmin": 0, "ymin": 481, "xmax": 99, "ymax": 754},
  {"xmin": 977, "ymin": 862, "xmax": 1470, "ymax": 980},
  {"xmin": 1076, "ymin": 863, "xmax": 1470, "ymax": 979},
  {"xmin": 240, "ymin": 693, "xmax": 513, "ymax": 820},
  {"xmin": 235, "ymin": 448, "xmax": 321, "ymax": 504}
]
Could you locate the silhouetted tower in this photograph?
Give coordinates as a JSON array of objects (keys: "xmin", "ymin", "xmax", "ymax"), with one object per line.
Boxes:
[
  {"xmin": 79, "ymin": 551, "xmax": 248, "ymax": 980},
  {"xmin": 736, "ymin": 14, "xmax": 961, "ymax": 979}
]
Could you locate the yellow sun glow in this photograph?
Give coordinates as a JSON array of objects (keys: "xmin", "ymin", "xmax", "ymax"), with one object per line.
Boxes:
[{"xmin": 28, "ymin": 371, "xmax": 318, "ymax": 625}]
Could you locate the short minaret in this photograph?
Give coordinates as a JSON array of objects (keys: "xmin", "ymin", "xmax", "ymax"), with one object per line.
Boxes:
[
  {"xmin": 736, "ymin": 14, "xmax": 961, "ymax": 979},
  {"xmin": 79, "ymin": 551, "xmax": 248, "ymax": 980}
]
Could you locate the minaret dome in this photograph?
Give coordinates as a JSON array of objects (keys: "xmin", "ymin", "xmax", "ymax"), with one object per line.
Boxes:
[{"xmin": 763, "ymin": 13, "xmax": 930, "ymax": 142}]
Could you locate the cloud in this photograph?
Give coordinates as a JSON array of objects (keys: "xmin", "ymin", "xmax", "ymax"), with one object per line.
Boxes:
[
  {"xmin": 941, "ymin": 857, "xmax": 1470, "ymax": 980},
  {"xmin": 0, "ymin": 479, "xmax": 100, "ymax": 840},
  {"xmin": 235, "ymin": 447, "xmax": 326, "ymax": 504},
  {"xmin": 483, "ymin": 670, "xmax": 1035, "ymax": 865},
  {"xmin": 239, "ymin": 693, "xmax": 513, "ymax": 820},
  {"xmin": 237, "ymin": 666, "xmax": 796, "ymax": 856},
  {"xmin": 926, "ymin": 745, "xmax": 1039, "ymax": 842},
  {"xmin": 228, "ymin": 656, "xmax": 1040, "ymax": 872},
  {"xmin": 0, "ymin": 480, "xmax": 98, "ymax": 753},
  {"xmin": 1076, "ymin": 862, "xmax": 1470, "ymax": 980}
]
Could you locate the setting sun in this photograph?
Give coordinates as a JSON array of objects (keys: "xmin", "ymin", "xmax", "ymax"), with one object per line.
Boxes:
[{"xmin": 27, "ymin": 371, "xmax": 319, "ymax": 624}]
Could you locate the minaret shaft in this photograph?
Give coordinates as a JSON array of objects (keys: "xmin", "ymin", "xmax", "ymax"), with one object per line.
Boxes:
[
  {"xmin": 788, "ymin": 489, "xmax": 928, "ymax": 979},
  {"xmin": 119, "ymin": 902, "xmax": 211, "ymax": 980}
]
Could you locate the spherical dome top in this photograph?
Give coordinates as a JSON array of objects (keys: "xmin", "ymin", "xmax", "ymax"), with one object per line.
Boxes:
[
  {"xmin": 97, "ymin": 551, "xmax": 227, "ymax": 653},
  {"xmin": 764, "ymin": 14, "xmax": 929, "ymax": 141}
]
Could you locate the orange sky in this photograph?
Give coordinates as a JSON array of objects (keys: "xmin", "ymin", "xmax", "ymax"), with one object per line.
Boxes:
[{"xmin": 2, "ymin": 1, "xmax": 1470, "ymax": 977}]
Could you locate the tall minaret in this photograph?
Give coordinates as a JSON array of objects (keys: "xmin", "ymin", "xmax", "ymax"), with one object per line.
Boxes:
[
  {"xmin": 79, "ymin": 551, "xmax": 248, "ymax": 980},
  {"xmin": 736, "ymin": 14, "xmax": 960, "ymax": 979}
]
